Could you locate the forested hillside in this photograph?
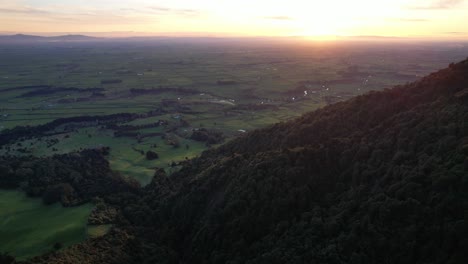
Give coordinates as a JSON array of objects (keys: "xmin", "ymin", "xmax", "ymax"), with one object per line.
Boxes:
[{"xmin": 14, "ymin": 59, "xmax": 468, "ymax": 263}]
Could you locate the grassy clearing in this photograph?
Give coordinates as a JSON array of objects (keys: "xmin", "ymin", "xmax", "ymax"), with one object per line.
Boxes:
[
  {"xmin": 0, "ymin": 190, "xmax": 93, "ymax": 260},
  {"xmin": 1, "ymin": 125, "xmax": 208, "ymax": 185}
]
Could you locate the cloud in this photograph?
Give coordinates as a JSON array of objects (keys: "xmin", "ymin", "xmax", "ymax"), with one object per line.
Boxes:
[
  {"xmin": 148, "ymin": 7, "xmax": 171, "ymax": 12},
  {"xmin": 120, "ymin": 6, "xmax": 201, "ymax": 17},
  {"xmin": 0, "ymin": 7, "xmax": 50, "ymax": 15},
  {"xmin": 147, "ymin": 6, "xmax": 200, "ymax": 16},
  {"xmin": 408, "ymin": 0, "xmax": 464, "ymax": 10},
  {"xmin": 263, "ymin": 16, "xmax": 294, "ymax": 21},
  {"xmin": 0, "ymin": 4, "xmax": 153, "ymax": 25},
  {"xmin": 388, "ymin": 18, "xmax": 430, "ymax": 22},
  {"xmin": 443, "ymin": 31, "xmax": 468, "ymax": 34}
]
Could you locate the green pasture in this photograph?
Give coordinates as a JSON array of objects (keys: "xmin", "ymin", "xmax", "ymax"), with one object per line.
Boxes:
[{"xmin": 0, "ymin": 190, "xmax": 93, "ymax": 260}]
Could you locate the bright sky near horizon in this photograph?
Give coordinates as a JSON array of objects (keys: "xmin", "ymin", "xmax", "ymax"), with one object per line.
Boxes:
[{"xmin": 0, "ymin": 0, "xmax": 467, "ymax": 39}]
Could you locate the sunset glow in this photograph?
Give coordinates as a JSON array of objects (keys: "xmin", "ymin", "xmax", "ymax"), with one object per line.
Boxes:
[{"xmin": 1, "ymin": 0, "xmax": 467, "ymax": 39}]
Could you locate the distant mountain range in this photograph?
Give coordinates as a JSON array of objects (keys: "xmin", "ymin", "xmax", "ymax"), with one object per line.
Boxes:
[
  {"xmin": 0, "ymin": 34, "xmax": 99, "ymax": 43},
  {"xmin": 0, "ymin": 34, "xmax": 466, "ymax": 44}
]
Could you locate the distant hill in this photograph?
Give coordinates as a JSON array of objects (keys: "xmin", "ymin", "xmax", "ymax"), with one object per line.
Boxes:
[
  {"xmin": 13, "ymin": 59, "xmax": 468, "ymax": 263},
  {"xmin": 0, "ymin": 34, "xmax": 99, "ymax": 43},
  {"xmin": 49, "ymin": 34, "xmax": 97, "ymax": 41},
  {"xmin": 0, "ymin": 34, "xmax": 46, "ymax": 42}
]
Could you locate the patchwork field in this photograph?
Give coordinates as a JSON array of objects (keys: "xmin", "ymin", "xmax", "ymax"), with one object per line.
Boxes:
[{"xmin": 2, "ymin": 40, "xmax": 466, "ymax": 184}]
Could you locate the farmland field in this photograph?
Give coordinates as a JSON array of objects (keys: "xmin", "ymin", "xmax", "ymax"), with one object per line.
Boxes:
[{"xmin": 2, "ymin": 39, "xmax": 467, "ymax": 184}]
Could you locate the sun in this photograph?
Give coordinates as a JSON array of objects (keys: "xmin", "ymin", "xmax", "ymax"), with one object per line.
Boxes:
[
  {"xmin": 283, "ymin": 4, "xmax": 352, "ymax": 38},
  {"xmin": 292, "ymin": 16, "xmax": 345, "ymax": 38}
]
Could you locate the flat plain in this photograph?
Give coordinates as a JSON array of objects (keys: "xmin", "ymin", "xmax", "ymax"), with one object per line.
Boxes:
[{"xmin": 2, "ymin": 39, "xmax": 466, "ymax": 184}]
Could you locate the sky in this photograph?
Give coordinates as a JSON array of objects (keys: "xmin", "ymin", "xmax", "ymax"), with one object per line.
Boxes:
[{"xmin": 0, "ymin": 0, "xmax": 467, "ymax": 39}]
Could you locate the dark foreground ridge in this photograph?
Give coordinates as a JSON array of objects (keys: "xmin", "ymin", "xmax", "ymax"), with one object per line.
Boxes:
[{"xmin": 6, "ymin": 59, "xmax": 468, "ymax": 263}]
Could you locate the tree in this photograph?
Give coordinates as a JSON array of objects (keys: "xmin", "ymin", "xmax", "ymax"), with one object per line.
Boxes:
[
  {"xmin": 146, "ymin": 151, "xmax": 159, "ymax": 160},
  {"xmin": 0, "ymin": 252, "xmax": 15, "ymax": 264}
]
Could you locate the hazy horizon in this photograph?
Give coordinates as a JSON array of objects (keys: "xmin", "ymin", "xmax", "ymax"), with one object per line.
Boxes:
[{"xmin": 1, "ymin": 32, "xmax": 468, "ymax": 44}]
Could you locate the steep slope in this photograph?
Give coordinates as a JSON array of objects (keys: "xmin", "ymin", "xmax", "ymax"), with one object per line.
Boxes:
[{"xmin": 26, "ymin": 59, "xmax": 468, "ymax": 264}]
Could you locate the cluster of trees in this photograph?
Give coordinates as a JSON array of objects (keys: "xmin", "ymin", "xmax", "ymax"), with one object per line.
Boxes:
[
  {"xmin": 0, "ymin": 113, "xmax": 145, "ymax": 146},
  {"xmin": 109, "ymin": 120, "xmax": 166, "ymax": 138},
  {"xmin": 146, "ymin": 150, "xmax": 159, "ymax": 160},
  {"xmin": 0, "ymin": 148, "xmax": 140, "ymax": 206},
  {"xmin": 129, "ymin": 87, "xmax": 200, "ymax": 96},
  {"xmin": 18, "ymin": 87, "xmax": 103, "ymax": 98},
  {"xmin": 190, "ymin": 128, "xmax": 225, "ymax": 145},
  {"xmin": 107, "ymin": 120, "xmax": 166, "ymax": 132},
  {"xmin": 229, "ymin": 103, "xmax": 279, "ymax": 112},
  {"xmin": 0, "ymin": 253, "xmax": 15, "ymax": 264},
  {"xmin": 6, "ymin": 59, "xmax": 468, "ymax": 263}
]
